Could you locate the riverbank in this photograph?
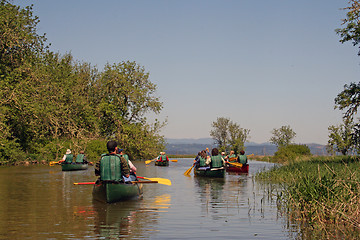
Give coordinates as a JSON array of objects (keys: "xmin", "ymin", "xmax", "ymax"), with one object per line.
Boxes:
[{"xmin": 256, "ymin": 155, "xmax": 360, "ymax": 238}]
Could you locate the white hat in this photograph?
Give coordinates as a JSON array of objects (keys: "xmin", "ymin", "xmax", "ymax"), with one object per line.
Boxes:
[{"xmin": 66, "ymin": 149, "xmax": 71, "ymax": 154}]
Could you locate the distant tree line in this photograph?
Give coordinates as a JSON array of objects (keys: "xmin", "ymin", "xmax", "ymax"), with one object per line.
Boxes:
[{"xmin": 0, "ymin": 1, "xmax": 166, "ymax": 164}]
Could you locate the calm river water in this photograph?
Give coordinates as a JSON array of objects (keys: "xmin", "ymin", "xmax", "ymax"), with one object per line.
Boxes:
[{"xmin": 0, "ymin": 159, "xmax": 300, "ymax": 239}]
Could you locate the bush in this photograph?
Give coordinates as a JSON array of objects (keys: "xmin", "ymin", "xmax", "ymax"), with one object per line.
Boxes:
[{"xmin": 273, "ymin": 144, "xmax": 311, "ymax": 162}]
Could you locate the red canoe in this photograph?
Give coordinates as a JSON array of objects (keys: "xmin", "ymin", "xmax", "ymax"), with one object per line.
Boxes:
[{"xmin": 225, "ymin": 164, "xmax": 249, "ymax": 173}]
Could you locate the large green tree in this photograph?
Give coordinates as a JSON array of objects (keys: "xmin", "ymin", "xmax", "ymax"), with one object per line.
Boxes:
[
  {"xmin": 0, "ymin": 1, "xmax": 166, "ymax": 163},
  {"xmin": 210, "ymin": 117, "xmax": 250, "ymax": 153},
  {"xmin": 269, "ymin": 125, "xmax": 296, "ymax": 147}
]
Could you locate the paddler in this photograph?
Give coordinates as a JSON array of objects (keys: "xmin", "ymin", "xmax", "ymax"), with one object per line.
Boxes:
[
  {"xmin": 205, "ymin": 148, "xmax": 225, "ymax": 168},
  {"xmin": 237, "ymin": 150, "xmax": 248, "ymax": 165},
  {"xmin": 95, "ymin": 140, "xmax": 131, "ymax": 182}
]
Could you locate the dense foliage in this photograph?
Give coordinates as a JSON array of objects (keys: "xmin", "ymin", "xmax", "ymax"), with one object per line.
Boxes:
[
  {"xmin": 272, "ymin": 144, "xmax": 311, "ymax": 163},
  {"xmin": 0, "ymin": 1, "xmax": 165, "ymax": 164}
]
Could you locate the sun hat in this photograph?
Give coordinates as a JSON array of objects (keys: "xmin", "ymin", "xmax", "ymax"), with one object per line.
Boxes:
[{"xmin": 66, "ymin": 149, "xmax": 71, "ymax": 154}]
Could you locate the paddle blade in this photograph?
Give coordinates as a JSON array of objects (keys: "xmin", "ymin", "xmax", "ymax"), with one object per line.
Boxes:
[
  {"xmin": 49, "ymin": 161, "xmax": 59, "ymax": 166},
  {"xmin": 74, "ymin": 182, "xmax": 95, "ymax": 185},
  {"xmin": 147, "ymin": 178, "xmax": 171, "ymax": 186},
  {"xmin": 137, "ymin": 176, "xmax": 172, "ymax": 186},
  {"xmin": 184, "ymin": 165, "xmax": 194, "ymax": 175},
  {"xmin": 229, "ymin": 162, "xmax": 243, "ymax": 168},
  {"xmin": 171, "ymin": 159, "xmax": 178, "ymax": 162}
]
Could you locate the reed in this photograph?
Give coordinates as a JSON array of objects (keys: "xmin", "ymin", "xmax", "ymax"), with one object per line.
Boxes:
[{"xmin": 257, "ymin": 155, "xmax": 360, "ymax": 238}]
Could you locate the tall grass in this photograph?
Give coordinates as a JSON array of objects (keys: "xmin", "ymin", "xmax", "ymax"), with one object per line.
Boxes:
[{"xmin": 257, "ymin": 156, "xmax": 360, "ymax": 238}]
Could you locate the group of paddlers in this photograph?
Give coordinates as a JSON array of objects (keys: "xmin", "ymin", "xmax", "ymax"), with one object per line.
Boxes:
[
  {"xmin": 59, "ymin": 149, "xmax": 89, "ymax": 164},
  {"xmin": 194, "ymin": 147, "xmax": 248, "ymax": 169}
]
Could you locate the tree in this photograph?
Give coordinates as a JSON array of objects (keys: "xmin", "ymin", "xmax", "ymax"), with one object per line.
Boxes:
[
  {"xmin": 269, "ymin": 125, "xmax": 296, "ymax": 147},
  {"xmin": 91, "ymin": 61, "xmax": 165, "ymax": 159},
  {"xmin": 210, "ymin": 117, "xmax": 250, "ymax": 153},
  {"xmin": 336, "ymin": 0, "xmax": 360, "ymax": 56},
  {"xmin": 327, "ymin": 118, "xmax": 354, "ymax": 155}
]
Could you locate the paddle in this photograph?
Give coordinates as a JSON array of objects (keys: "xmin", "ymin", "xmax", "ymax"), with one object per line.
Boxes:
[
  {"xmin": 49, "ymin": 161, "xmax": 60, "ymax": 166},
  {"xmin": 171, "ymin": 159, "xmax": 178, "ymax": 162},
  {"xmin": 137, "ymin": 176, "xmax": 172, "ymax": 186},
  {"xmin": 228, "ymin": 162, "xmax": 243, "ymax": 168},
  {"xmin": 184, "ymin": 164, "xmax": 194, "ymax": 176},
  {"xmin": 74, "ymin": 180, "xmax": 159, "ymax": 185},
  {"xmin": 145, "ymin": 158, "xmax": 157, "ymax": 164}
]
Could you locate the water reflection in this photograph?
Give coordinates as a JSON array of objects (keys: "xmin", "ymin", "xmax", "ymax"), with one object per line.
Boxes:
[{"xmin": 91, "ymin": 193, "xmax": 171, "ymax": 239}]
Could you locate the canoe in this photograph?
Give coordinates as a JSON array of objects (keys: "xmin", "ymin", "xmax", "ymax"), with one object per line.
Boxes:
[
  {"xmin": 155, "ymin": 161, "xmax": 169, "ymax": 166},
  {"xmin": 92, "ymin": 180, "xmax": 143, "ymax": 203},
  {"xmin": 194, "ymin": 167, "xmax": 225, "ymax": 178},
  {"xmin": 226, "ymin": 163, "xmax": 249, "ymax": 173},
  {"xmin": 61, "ymin": 163, "xmax": 88, "ymax": 171}
]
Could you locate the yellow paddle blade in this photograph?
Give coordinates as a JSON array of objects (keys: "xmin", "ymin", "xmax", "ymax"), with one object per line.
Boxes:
[
  {"xmin": 49, "ymin": 161, "xmax": 59, "ymax": 166},
  {"xmin": 229, "ymin": 162, "xmax": 243, "ymax": 168},
  {"xmin": 171, "ymin": 159, "xmax": 178, "ymax": 162},
  {"xmin": 184, "ymin": 165, "xmax": 194, "ymax": 175},
  {"xmin": 143, "ymin": 177, "xmax": 172, "ymax": 186},
  {"xmin": 145, "ymin": 158, "xmax": 156, "ymax": 164}
]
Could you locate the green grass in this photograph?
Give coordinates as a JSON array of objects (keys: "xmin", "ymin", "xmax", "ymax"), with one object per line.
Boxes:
[{"xmin": 257, "ymin": 156, "xmax": 360, "ymax": 238}]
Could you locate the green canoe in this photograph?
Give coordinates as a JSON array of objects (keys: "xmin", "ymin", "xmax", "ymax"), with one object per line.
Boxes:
[
  {"xmin": 61, "ymin": 163, "xmax": 88, "ymax": 171},
  {"xmin": 155, "ymin": 161, "xmax": 169, "ymax": 166},
  {"xmin": 194, "ymin": 167, "xmax": 225, "ymax": 178},
  {"xmin": 92, "ymin": 181, "xmax": 143, "ymax": 203}
]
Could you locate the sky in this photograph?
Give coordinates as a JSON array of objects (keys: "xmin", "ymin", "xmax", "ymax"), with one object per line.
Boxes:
[{"xmin": 17, "ymin": 0, "xmax": 360, "ymax": 144}]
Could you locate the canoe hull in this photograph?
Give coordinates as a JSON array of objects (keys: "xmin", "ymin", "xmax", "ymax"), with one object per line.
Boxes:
[
  {"xmin": 92, "ymin": 181, "xmax": 143, "ymax": 203},
  {"xmin": 226, "ymin": 164, "xmax": 249, "ymax": 173},
  {"xmin": 155, "ymin": 161, "xmax": 169, "ymax": 166},
  {"xmin": 194, "ymin": 167, "xmax": 225, "ymax": 178},
  {"xmin": 61, "ymin": 163, "xmax": 88, "ymax": 171}
]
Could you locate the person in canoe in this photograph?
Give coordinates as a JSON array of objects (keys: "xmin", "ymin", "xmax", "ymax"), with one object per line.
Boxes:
[
  {"xmin": 75, "ymin": 150, "xmax": 89, "ymax": 164},
  {"xmin": 95, "ymin": 140, "xmax": 131, "ymax": 182},
  {"xmin": 118, "ymin": 148, "xmax": 137, "ymax": 181},
  {"xmin": 237, "ymin": 150, "xmax": 248, "ymax": 165},
  {"xmin": 156, "ymin": 152, "xmax": 169, "ymax": 163},
  {"xmin": 205, "ymin": 148, "xmax": 225, "ymax": 168},
  {"xmin": 195, "ymin": 150, "xmax": 209, "ymax": 169},
  {"xmin": 59, "ymin": 149, "xmax": 73, "ymax": 164},
  {"xmin": 227, "ymin": 150, "xmax": 237, "ymax": 162}
]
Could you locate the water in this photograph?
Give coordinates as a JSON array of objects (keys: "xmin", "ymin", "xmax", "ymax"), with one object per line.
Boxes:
[{"xmin": 0, "ymin": 159, "xmax": 299, "ymax": 239}]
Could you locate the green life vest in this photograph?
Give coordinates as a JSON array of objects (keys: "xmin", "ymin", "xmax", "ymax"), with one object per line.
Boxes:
[
  {"xmin": 199, "ymin": 156, "xmax": 207, "ymax": 167},
  {"xmin": 75, "ymin": 154, "xmax": 84, "ymax": 163},
  {"xmin": 100, "ymin": 154, "xmax": 122, "ymax": 181},
  {"xmin": 238, "ymin": 155, "xmax": 247, "ymax": 164},
  {"xmin": 64, "ymin": 154, "xmax": 73, "ymax": 164},
  {"xmin": 210, "ymin": 155, "xmax": 223, "ymax": 168},
  {"xmin": 121, "ymin": 154, "xmax": 129, "ymax": 161},
  {"xmin": 159, "ymin": 154, "xmax": 168, "ymax": 162}
]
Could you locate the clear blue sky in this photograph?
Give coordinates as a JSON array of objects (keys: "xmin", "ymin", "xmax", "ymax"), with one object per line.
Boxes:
[{"xmin": 18, "ymin": 0, "xmax": 360, "ymax": 144}]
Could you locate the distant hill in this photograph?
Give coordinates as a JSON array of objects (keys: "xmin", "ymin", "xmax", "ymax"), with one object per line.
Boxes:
[{"xmin": 164, "ymin": 138, "xmax": 327, "ymax": 156}]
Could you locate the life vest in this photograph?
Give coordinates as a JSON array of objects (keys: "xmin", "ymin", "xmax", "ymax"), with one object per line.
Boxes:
[
  {"xmin": 199, "ymin": 156, "xmax": 207, "ymax": 167},
  {"xmin": 75, "ymin": 154, "xmax": 84, "ymax": 163},
  {"xmin": 64, "ymin": 154, "xmax": 73, "ymax": 164},
  {"xmin": 159, "ymin": 154, "xmax": 168, "ymax": 162},
  {"xmin": 121, "ymin": 154, "xmax": 129, "ymax": 161},
  {"xmin": 238, "ymin": 155, "xmax": 247, "ymax": 164},
  {"xmin": 210, "ymin": 155, "xmax": 223, "ymax": 168},
  {"xmin": 100, "ymin": 154, "xmax": 122, "ymax": 181}
]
